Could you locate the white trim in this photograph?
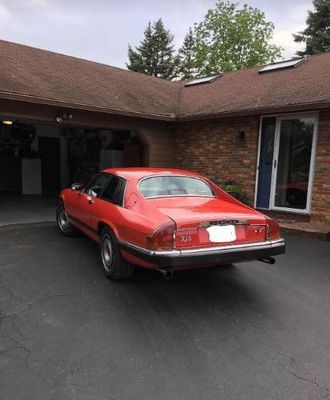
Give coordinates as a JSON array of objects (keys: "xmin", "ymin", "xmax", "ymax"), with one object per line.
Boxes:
[
  {"xmin": 307, "ymin": 118, "xmax": 319, "ymax": 213},
  {"xmin": 269, "ymin": 119, "xmax": 281, "ymax": 210},
  {"xmin": 270, "ymin": 114, "xmax": 318, "ymax": 214},
  {"xmin": 254, "ymin": 115, "xmax": 264, "ymax": 208}
]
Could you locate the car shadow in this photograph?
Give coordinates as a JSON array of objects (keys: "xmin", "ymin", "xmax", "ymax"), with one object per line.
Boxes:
[{"xmin": 78, "ymin": 233, "xmax": 269, "ymax": 322}]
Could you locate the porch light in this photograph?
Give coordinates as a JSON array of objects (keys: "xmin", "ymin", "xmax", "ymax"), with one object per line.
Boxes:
[
  {"xmin": 238, "ymin": 130, "xmax": 246, "ymax": 140},
  {"xmin": 2, "ymin": 120, "xmax": 13, "ymax": 125}
]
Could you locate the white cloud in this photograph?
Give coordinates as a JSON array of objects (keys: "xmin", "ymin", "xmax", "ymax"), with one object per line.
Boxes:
[
  {"xmin": 30, "ymin": 0, "xmax": 47, "ymax": 6},
  {"xmin": 0, "ymin": 3, "xmax": 10, "ymax": 19},
  {"xmin": 0, "ymin": 0, "xmax": 315, "ymax": 67},
  {"xmin": 273, "ymin": 28, "xmax": 305, "ymax": 60},
  {"xmin": 271, "ymin": 2, "xmax": 311, "ymax": 59}
]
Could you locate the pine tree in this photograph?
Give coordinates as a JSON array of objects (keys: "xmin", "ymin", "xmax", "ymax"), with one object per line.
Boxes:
[
  {"xmin": 127, "ymin": 19, "xmax": 178, "ymax": 80},
  {"xmin": 294, "ymin": 0, "xmax": 330, "ymax": 56},
  {"xmin": 177, "ymin": 28, "xmax": 197, "ymax": 80}
]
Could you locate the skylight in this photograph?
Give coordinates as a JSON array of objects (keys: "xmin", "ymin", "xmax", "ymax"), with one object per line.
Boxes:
[
  {"xmin": 259, "ymin": 58, "xmax": 305, "ymax": 73},
  {"xmin": 184, "ymin": 75, "xmax": 220, "ymax": 87}
]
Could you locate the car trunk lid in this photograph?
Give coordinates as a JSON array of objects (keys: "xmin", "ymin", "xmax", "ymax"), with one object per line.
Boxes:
[{"xmin": 148, "ymin": 197, "xmax": 268, "ymax": 248}]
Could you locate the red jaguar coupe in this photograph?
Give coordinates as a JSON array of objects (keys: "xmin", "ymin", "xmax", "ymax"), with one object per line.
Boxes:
[{"xmin": 57, "ymin": 168, "xmax": 285, "ymax": 280}]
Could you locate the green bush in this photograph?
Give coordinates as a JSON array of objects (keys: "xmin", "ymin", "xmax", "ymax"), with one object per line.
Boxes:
[{"xmin": 221, "ymin": 178, "xmax": 249, "ymax": 204}]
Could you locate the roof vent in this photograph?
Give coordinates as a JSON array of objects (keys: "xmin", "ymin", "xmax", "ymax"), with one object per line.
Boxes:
[
  {"xmin": 184, "ymin": 74, "xmax": 221, "ymax": 87},
  {"xmin": 259, "ymin": 57, "xmax": 305, "ymax": 73}
]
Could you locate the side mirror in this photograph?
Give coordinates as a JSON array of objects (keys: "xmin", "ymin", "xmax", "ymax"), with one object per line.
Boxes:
[{"xmin": 71, "ymin": 183, "xmax": 85, "ymax": 191}]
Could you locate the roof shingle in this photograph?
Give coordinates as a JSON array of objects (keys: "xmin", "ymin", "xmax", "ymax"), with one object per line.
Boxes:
[
  {"xmin": 0, "ymin": 39, "xmax": 329, "ymax": 121},
  {"xmin": 0, "ymin": 39, "xmax": 180, "ymax": 120}
]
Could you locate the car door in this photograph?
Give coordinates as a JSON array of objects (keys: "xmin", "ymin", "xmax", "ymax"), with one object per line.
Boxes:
[
  {"xmin": 89, "ymin": 174, "xmax": 127, "ymax": 236},
  {"xmin": 68, "ymin": 173, "xmax": 112, "ymax": 233}
]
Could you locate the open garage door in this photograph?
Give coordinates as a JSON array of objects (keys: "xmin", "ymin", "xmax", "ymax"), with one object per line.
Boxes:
[
  {"xmin": 0, "ymin": 120, "xmax": 148, "ymax": 226},
  {"xmin": 1, "ymin": 120, "xmax": 148, "ymax": 195}
]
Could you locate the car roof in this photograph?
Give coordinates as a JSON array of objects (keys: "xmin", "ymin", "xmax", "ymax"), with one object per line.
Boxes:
[{"xmin": 102, "ymin": 167, "xmax": 205, "ymax": 181}]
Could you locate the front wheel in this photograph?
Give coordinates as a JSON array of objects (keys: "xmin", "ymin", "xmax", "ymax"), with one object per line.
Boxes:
[
  {"xmin": 100, "ymin": 227, "xmax": 134, "ymax": 280},
  {"xmin": 56, "ymin": 202, "xmax": 79, "ymax": 236}
]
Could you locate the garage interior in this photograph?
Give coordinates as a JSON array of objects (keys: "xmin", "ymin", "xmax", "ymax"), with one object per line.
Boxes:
[{"xmin": 0, "ymin": 118, "xmax": 148, "ymax": 225}]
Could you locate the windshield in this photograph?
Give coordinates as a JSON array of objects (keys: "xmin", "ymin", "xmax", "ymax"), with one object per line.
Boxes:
[{"xmin": 139, "ymin": 176, "xmax": 214, "ymax": 198}]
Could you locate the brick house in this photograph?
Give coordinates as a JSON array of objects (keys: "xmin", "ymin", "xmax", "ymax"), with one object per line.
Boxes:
[{"xmin": 0, "ymin": 40, "xmax": 329, "ymax": 223}]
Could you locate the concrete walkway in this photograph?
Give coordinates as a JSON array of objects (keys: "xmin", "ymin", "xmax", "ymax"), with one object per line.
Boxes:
[
  {"xmin": 0, "ymin": 195, "xmax": 56, "ymax": 226},
  {"xmin": 280, "ymin": 219, "xmax": 330, "ymax": 241}
]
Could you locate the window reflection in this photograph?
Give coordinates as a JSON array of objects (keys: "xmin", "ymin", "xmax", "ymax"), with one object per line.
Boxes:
[{"xmin": 275, "ymin": 118, "xmax": 314, "ymax": 210}]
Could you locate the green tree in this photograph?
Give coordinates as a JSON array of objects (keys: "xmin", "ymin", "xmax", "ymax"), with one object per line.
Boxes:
[
  {"xmin": 127, "ymin": 19, "xmax": 178, "ymax": 79},
  {"xmin": 294, "ymin": 0, "xmax": 330, "ymax": 56},
  {"xmin": 177, "ymin": 27, "xmax": 197, "ymax": 79},
  {"xmin": 193, "ymin": 1, "xmax": 282, "ymax": 76}
]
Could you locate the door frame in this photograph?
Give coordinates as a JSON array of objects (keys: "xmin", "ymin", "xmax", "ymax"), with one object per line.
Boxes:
[{"xmin": 255, "ymin": 112, "xmax": 319, "ymax": 214}]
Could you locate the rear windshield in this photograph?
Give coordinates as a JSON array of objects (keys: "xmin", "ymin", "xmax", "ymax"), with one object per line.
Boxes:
[{"xmin": 139, "ymin": 176, "xmax": 214, "ymax": 198}]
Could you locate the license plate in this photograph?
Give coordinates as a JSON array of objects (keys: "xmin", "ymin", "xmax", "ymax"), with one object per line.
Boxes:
[{"xmin": 207, "ymin": 225, "xmax": 236, "ymax": 243}]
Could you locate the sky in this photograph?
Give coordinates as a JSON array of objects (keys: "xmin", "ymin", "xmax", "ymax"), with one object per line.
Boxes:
[{"xmin": 0, "ymin": 0, "xmax": 314, "ymax": 68}]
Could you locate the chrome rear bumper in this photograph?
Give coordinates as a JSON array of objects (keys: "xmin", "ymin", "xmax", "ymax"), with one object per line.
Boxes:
[{"xmin": 119, "ymin": 238, "xmax": 286, "ymax": 269}]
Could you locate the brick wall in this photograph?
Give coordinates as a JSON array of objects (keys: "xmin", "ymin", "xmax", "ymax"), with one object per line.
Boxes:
[
  {"xmin": 174, "ymin": 112, "xmax": 330, "ymax": 224},
  {"xmin": 311, "ymin": 110, "xmax": 330, "ymax": 223},
  {"xmin": 175, "ymin": 116, "xmax": 260, "ymax": 204}
]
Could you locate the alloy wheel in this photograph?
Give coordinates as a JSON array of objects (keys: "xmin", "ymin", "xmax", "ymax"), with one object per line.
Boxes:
[
  {"xmin": 58, "ymin": 207, "xmax": 69, "ymax": 232},
  {"xmin": 101, "ymin": 236, "xmax": 113, "ymax": 272}
]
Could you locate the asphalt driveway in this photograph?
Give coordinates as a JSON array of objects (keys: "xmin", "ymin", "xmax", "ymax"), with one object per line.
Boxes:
[{"xmin": 0, "ymin": 225, "xmax": 329, "ymax": 400}]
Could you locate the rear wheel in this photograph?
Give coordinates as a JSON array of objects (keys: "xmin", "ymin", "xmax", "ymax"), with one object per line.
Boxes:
[
  {"xmin": 221, "ymin": 263, "xmax": 235, "ymax": 268},
  {"xmin": 56, "ymin": 202, "xmax": 79, "ymax": 236},
  {"xmin": 100, "ymin": 227, "xmax": 134, "ymax": 280}
]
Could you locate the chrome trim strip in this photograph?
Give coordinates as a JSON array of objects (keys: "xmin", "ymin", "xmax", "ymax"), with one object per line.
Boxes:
[{"xmin": 118, "ymin": 238, "xmax": 285, "ymax": 257}]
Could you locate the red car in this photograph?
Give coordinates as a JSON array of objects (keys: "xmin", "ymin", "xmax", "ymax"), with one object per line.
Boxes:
[{"xmin": 57, "ymin": 168, "xmax": 285, "ymax": 280}]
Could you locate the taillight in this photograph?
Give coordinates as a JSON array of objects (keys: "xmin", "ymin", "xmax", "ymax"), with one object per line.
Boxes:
[
  {"xmin": 147, "ymin": 221, "xmax": 176, "ymax": 251},
  {"xmin": 266, "ymin": 218, "xmax": 280, "ymax": 240}
]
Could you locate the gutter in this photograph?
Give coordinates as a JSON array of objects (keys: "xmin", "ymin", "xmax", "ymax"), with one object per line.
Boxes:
[
  {"xmin": 1, "ymin": 90, "xmax": 330, "ymax": 123},
  {"xmin": 0, "ymin": 91, "xmax": 175, "ymax": 122}
]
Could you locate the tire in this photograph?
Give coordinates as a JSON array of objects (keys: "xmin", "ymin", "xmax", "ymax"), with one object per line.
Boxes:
[
  {"xmin": 100, "ymin": 227, "xmax": 134, "ymax": 280},
  {"xmin": 56, "ymin": 202, "xmax": 79, "ymax": 236},
  {"xmin": 221, "ymin": 263, "xmax": 235, "ymax": 268}
]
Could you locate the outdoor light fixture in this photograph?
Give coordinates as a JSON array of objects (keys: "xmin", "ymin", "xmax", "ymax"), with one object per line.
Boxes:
[
  {"xmin": 238, "ymin": 130, "xmax": 246, "ymax": 140},
  {"xmin": 55, "ymin": 112, "xmax": 73, "ymax": 123},
  {"xmin": 2, "ymin": 120, "xmax": 13, "ymax": 125},
  {"xmin": 236, "ymin": 130, "xmax": 246, "ymax": 146}
]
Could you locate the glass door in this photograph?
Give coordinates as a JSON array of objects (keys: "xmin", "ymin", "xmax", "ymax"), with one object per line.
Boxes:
[{"xmin": 270, "ymin": 116, "xmax": 317, "ymax": 212}]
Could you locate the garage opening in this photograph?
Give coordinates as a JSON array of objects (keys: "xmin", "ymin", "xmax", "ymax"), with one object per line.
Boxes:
[
  {"xmin": 67, "ymin": 127, "xmax": 148, "ymax": 185},
  {"xmin": 0, "ymin": 119, "xmax": 148, "ymax": 225}
]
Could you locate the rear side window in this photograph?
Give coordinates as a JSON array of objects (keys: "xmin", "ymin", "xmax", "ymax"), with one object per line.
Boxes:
[
  {"xmin": 102, "ymin": 175, "xmax": 126, "ymax": 206},
  {"xmin": 85, "ymin": 173, "xmax": 111, "ymax": 197}
]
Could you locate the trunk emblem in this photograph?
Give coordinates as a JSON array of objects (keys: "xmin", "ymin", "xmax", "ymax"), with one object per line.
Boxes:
[
  {"xmin": 181, "ymin": 235, "xmax": 192, "ymax": 243},
  {"xmin": 200, "ymin": 220, "xmax": 244, "ymax": 227}
]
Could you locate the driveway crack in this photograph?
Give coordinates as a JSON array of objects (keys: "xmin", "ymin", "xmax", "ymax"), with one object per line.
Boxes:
[
  {"xmin": 277, "ymin": 351, "xmax": 330, "ymax": 398},
  {"xmin": 9, "ymin": 337, "xmax": 31, "ymax": 368},
  {"xmin": 286, "ymin": 370, "xmax": 330, "ymax": 398}
]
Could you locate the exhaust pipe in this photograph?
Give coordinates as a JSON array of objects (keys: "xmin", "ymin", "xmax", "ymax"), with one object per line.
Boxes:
[
  {"xmin": 258, "ymin": 257, "xmax": 276, "ymax": 265},
  {"xmin": 157, "ymin": 269, "xmax": 174, "ymax": 280}
]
